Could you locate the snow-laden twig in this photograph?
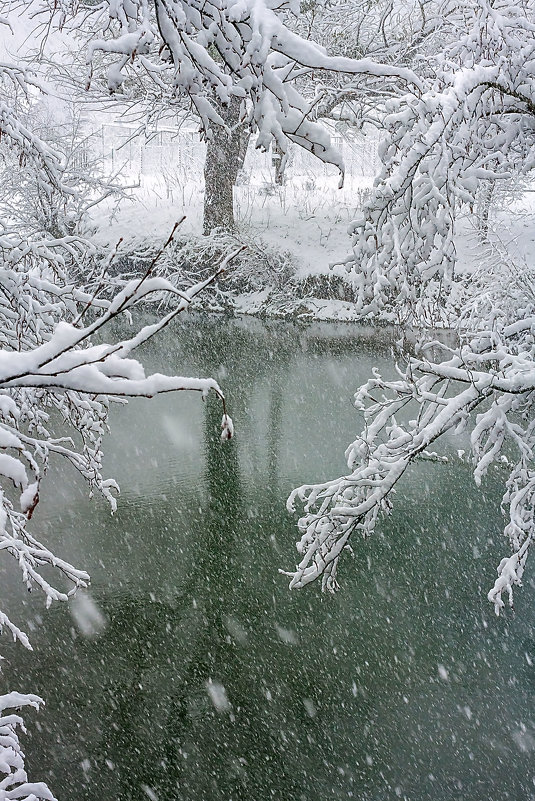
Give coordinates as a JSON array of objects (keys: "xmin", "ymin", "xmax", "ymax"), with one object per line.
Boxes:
[
  {"xmin": 284, "ymin": 315, "xmax": 535, "ymax": 610},
  {"xmin": 0, "ymin": 692, "xmax": 57, "ymax": 801}
]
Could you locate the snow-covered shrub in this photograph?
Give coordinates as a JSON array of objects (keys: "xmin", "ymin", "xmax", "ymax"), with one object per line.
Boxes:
[{"xmin": 159, "ymin": 231, "xmax": 296, "ymax": 301}]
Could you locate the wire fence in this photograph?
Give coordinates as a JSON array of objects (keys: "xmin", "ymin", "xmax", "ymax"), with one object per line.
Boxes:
[{"xmin": 94, "ymin": 123, "xmax": 382, "ymax": 184}]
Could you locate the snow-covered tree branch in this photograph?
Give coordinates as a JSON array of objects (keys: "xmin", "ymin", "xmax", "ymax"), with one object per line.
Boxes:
[
  {"xmin": 284, "ymin": 0, "xmax": 535, "ymax": 615},
  {"xmin": 339, "ymin": 0, "xmax": 535, "ymax": 322},
  {"xmin": 0, "ymin": 245, "xmax": 236, "ymax": 801},
  {"xmin": 284, "ymin": 315, "xmax": 534, "ymax": 609},
  {"xmin": 0, "ymin": 9, "xmax": 238, "ymax": 797},
  {"xmin": 78, "ymin": 0, "xmax": 422, "ymax": 179},
  {"xmin": 0, "ymin": 693, "xmax": 57, "ymax": 801}
]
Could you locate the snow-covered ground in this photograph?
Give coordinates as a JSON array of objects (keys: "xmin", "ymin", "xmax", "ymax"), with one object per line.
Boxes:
[
  {"xmin": 91, "ymin": 167, "xmax": 373, "ymax": 277},
  {"xmin": 89, "ymin": 125, "xmax": 535, "ymax": 322}
]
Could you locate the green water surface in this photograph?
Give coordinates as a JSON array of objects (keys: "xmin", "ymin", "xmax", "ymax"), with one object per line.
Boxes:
[{"xmin": 2, "ymin": 316, "xmax": 534, "ymax": 801}]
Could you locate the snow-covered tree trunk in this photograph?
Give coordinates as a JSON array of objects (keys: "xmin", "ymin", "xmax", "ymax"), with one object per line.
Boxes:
[
  {"xmin": 272, "ymin": 142, "xmax": 286, "ymax": 186},
  {"xmin": 477, "ymin": 181, "xmax": 495, "ymax": 237},
  {"xmin": 203, "ymin": 97, "xmax": 247, "ymax": 234}
]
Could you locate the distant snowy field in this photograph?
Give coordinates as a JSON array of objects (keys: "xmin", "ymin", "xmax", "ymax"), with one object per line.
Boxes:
[{"xmin": 90, "ymin": 123, "xmax": 379, "ymax": 275}]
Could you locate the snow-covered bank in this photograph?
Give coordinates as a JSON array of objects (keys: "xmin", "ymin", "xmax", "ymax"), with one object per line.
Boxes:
[
  {"xmin": 90, "ymin": 168, "xmax": 535, "ymax": 324},
  {"xmin": 92, "ymin": 174, "xmax": 371, "ymax": 270},
  {"xmin": 89, "ymin": 169, "xmax": 375, "ymax": 321}
]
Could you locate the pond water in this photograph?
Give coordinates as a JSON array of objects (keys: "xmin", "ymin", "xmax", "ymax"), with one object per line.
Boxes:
[{"xmin": 2, "ymin": 315, "xmax": 535, "ymax": 801}]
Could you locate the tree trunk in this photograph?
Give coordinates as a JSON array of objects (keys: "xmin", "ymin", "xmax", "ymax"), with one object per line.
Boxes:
[
  {"xmin": 203, "ymin": 97, "xmax": 249, "ymax": 235},
  {"xmin": 272, "ymin": 142, "xmax": 286, "ymax": 185},
  {"xmin": 477, "ymin": 180, "xmax": 494, "ymax": 237}
]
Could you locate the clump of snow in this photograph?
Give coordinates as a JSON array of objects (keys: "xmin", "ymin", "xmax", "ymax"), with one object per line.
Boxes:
[
  {"xmin": 220, "ymin": 413, "xmax": 234, "ymax": 441},
  {"xmin": 69, "ymin": 592, "xmax": 107, "ymax": 639},
  {"xmin": 20, "ymin": 482, "xmax": 39, "ymax": 516},
  {"xmin": 206, "ymin": 680, "xmax": 231, "ymax": 712}
]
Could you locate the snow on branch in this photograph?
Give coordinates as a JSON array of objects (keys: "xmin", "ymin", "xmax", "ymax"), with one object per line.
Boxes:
[
  {"xmin": 283, "ymin": 302, "xmax": 535, "ymax": 614},
  {"xmin": 0, "ymin": 692, "xmax": 57, "ymax": 801},
  {"xmin": 282, "ymin": 3, "xmax": 535, "ymax": 611},
  {"xmin": 78, "ymin": 0, "xmax": 423, "ymax": 180},
  {"xmin": 0, "ymin": 236, "xmax": 236, "ymax": 630},
  {"xmin": 338, "ymin": 0, "xmax": 535, "ymax": 323},
  {"xmin": 0, "ymin": 11, "xmax": 237, "ymax": 787},
  {"xmin": 0, "ymin": 59, "xmax": 72, "ymax": 201}
]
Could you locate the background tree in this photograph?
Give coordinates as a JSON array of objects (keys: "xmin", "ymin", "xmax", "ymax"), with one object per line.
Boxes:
[{"xmin": 79, "ymin": 0, "xmax": 421, "ymax": 232}]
